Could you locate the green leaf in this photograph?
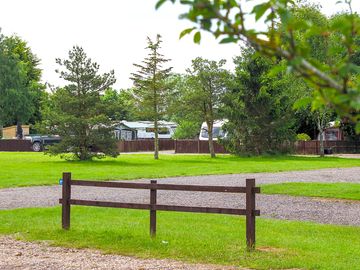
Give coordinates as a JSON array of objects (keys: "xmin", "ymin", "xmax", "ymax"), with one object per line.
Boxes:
[
  {"xmin": 193, "ymin": 31, "xmax": 201, "ymax": 44},
  {"xmin": 356, "ymin": 122, "xmax": 360, "ymax": 134},
  {"xmin": 155, "ymin": 0, "xmax": 167, "ymax": 10},
  {"xmin": 180, "ymin": 0, "xmax": 193, "ymax": 4},
  {"xmin": 179, "ymin": 27, "xmax": 196, "ymax": 39},
  {"xmin": 251, "ymin": 3, "xmax": 270, "ymax": 21},
  {"xmin": 293, "ymin": 97, "xmax": 312, "ymax": 110},
  {"xmin": 219, "ymin": 36, "xmax": 237, "ymax": 44}
]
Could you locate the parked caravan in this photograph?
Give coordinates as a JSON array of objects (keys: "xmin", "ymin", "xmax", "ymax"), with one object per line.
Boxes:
[
  {"xmin": 116, "ymin": 121, "xmax": 177, "ymax": 140},
  {"xmin": 199, "ymin": 120, "xmax": 227, "ymax": 141}
]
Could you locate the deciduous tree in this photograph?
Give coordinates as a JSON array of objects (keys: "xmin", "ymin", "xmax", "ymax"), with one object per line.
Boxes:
[
  {"xmin": 184, "ymin": 57, "xmax": 230, "ymax": 158},
  {"xmin": 0, "ymin": 32, "xmax": 44, "ymax": 138}
]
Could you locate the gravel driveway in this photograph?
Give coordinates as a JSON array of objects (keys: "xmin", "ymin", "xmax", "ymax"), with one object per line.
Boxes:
[
  {"xmin": 0, "ymin": 236, "xmax": 241, "ymax": 270},
  {"xmin": 1, "ymin": 167, "xmax": 360, "ymax": 226}
]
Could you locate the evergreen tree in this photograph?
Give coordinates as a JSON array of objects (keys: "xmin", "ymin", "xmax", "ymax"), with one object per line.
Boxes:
[
  {"xmin": 223, "ymin": 49, "xmax": 299, "ymax": 155},
  {"xmin": 131, "ymin": 34, "xmax": 172, "ymax": 160},
  {"xmin": 43, "ymin": 46, "xmax": 118, "ymax": 160}
]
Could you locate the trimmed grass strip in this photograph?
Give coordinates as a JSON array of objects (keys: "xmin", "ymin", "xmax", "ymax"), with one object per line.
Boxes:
[
  {"xmin": 261, "ymin": 182, "xmax": 360, "ymax": 201},
  {"xmin": 0, "ymin": 206, "xmax": 359, "ymax": 270},
  {"xmin": 1, "ymin": 152, "xmax": 360, "ymax": 188}
]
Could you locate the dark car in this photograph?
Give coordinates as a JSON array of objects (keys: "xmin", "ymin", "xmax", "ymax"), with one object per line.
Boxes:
[{"xmin": 24, "ymin": 135, "xmax": 62, "ymax": 152}]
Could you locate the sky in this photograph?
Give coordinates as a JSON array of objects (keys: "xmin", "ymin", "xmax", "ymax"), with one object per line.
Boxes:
[{"xmin": 0, "ymin": 0, "xmax": 359, "ymax": 90}]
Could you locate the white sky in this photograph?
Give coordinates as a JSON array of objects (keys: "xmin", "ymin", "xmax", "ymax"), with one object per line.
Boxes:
[{"xmin": 0, "ymin": 0, "xmax": 359, "ymax": 89}]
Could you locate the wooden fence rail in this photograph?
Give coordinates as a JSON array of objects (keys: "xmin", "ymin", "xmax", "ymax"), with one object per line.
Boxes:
[{"xmin": 59, "ymin": 172, "xmax": 261, "ymax": 250}]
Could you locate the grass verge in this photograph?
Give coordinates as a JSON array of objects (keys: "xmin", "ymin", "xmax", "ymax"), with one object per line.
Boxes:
[
  {"xmin": 1, "ymin": 152, "xmax": 360, "ymax": 188},
  {"xmin": 0, "ymin": 206, "xmax": 359, "ymax": 269},
  {"xmin": 261, "ymin": 182, "xmax": 360, "ymax": 201}
]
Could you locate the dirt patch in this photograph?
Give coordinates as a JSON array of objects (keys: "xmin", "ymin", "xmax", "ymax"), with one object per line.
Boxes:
[{"xmin": 256, "ymin": 246, "xmax": 286, "ymax": 253}]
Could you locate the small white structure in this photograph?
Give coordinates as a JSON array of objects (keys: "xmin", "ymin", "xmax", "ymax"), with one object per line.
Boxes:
[
  {"xmin": 317, "ymin": 121, "xmax": 344, "ymax": 141},
  {"xmin": 116, "ymin": 120, "xmax": 177, "ymax": 140},
  {"xmin": 199, "ymin": 120, "xmax": 227, "ymax": 141}
]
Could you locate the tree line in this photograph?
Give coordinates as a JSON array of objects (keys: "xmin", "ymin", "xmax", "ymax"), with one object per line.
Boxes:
[{"xmin": 0, "ymin": 1, "xmax": 359, "ymax": 160}]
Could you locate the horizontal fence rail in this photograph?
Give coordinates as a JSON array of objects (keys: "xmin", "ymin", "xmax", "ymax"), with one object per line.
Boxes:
[
  {"xmin": 69, "ymin": 180, "xmax": 261, "ymax": 193},
  {"xmin": 59, "ymin": 172, "xmax": 261, "ymax": 250}
]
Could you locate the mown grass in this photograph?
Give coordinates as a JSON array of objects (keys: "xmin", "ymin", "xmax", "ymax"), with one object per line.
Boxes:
[
  {"xmin": 1, "ymin": 152, "xmax": 360, "ymax": 188},
  {"xmin": 261, "ymin": 182, "xmax": 360, "ymax": 201},
  {"xmin": 0, "ymin": 207, "xmax": 359, "ymax": 269}
]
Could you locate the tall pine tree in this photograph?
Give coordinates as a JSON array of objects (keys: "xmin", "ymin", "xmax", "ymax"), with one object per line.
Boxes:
[
  {"xmin": 43, "ymin": 46, "xmax": 118, "ymax": 160},
  {"xmin": 131, "ymin": 34, "xmax": 172, "ymax": 159}
]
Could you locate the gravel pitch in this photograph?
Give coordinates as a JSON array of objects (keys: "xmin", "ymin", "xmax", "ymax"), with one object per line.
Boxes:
[
  {"xmin": 1, "ymin": 167, "xmax": 360, "ymax": 226},
  {"xmin": 0, "ymin": 236, "xmax": 242, "ymax": 270}
]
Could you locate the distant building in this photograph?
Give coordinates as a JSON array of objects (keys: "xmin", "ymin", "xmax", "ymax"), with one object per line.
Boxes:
[
  {"xmin": 114, "ymin": 121, "xmax": 177, "ymax": 140},
  {"xmin": 114, "ymin": 123, "xmax": 137, "ymax": 141},
  {"xmin": 318, "ymin": 121, "xmax": 344, "ymax": 141},
  {"xmin": 2, "ymin": 125, "xmax": 30, "ymax": 139}
]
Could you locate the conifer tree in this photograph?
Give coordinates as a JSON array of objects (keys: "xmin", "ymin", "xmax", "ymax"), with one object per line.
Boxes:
[
  {"xmin": 43, "ymin": 46, "xmax": 118, "ymax": 160},
  {"xmin": 131, "ymin": 34, "xmax": 172, "ymax": 159}
]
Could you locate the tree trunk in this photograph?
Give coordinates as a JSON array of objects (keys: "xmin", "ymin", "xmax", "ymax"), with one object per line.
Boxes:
[
  {"xmin": 154, "ymin": 118, "xmax": 159, "ymax": 160},
  {"xmin": 16, "ymin": 121, "xmax": 23, "ymax": 139},
  {"xmin": 319, "ymin": 129, "xmax": 324, "ymax": 157},
  {"xmin": 207, "ymin": 121, "xmax": 216, "ymax": 158}
]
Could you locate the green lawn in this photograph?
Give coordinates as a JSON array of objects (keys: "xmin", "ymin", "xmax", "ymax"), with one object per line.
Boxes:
[
  {"xmin": 1, "ymin": 152, "xmax": 360, "ymax": 188},
  {"xmin": 0, "ymin": 206, "xmax": 359, "ymax": 269},
  {"xmin": 261, "ymin": 182, "xmax": 360, "ymax": 201}
]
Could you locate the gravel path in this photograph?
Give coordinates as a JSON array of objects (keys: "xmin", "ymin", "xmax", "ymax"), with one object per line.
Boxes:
[
  {"xmin": 0, "ymin": 236, "xmax": 241, "ymax": 270},
  {"xmin": 1, "ymin": 167, "xmax": 360, "ymax": 226}
]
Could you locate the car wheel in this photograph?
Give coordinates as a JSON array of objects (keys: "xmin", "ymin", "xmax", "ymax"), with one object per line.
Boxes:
[{"xmin": 32, "ymin": 142, "xmax": 42, "ymax": 152}]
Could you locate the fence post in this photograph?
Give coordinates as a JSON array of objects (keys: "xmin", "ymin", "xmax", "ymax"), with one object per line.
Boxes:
[
  {"xmin": 150, "ymin": 180, "xmax": 157, "ymax": 238},
  {"xmin": 62, "ymin": 172, "xmax": 71, "ymax": 230},
  {"xmin": 246, "ymin": 178, "xmax": 256, "ymax": 250}
]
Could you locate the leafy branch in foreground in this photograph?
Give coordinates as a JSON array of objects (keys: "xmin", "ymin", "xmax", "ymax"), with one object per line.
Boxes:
[{"xmin": 156, "ymin": 0, "xmax": 360, "ymax": 131}]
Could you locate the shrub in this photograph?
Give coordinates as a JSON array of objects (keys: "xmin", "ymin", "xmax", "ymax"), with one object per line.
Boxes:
[{"xmin": 296, "ymin": 133, "xmax": 311, "ymax": 141}]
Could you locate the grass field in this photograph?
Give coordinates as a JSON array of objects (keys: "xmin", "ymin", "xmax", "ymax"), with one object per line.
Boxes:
[
  {"xmin": 1, "ymin": 152, "xmax": 360, "ymax": 188},
  {"xmin": 262, "ymin": 182, "xmax": 360, "ymax": 200},
  {"xmin": 0, "ymin": 206, "xmax": 359, "ymax": 270}
]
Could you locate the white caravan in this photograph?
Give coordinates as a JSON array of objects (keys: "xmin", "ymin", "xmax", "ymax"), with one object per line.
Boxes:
[
  {"xmin": 199, "ymin": 120, "xmax": 227, "ymax": 141},
  {"xmin": 119, "ymin": 121, "xmax": 177, "ymax": 139}
]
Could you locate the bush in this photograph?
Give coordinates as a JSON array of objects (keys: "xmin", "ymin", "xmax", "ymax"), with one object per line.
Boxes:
[
  {"xmin": 173, "ymin": 120, "xmax": 200, "ymax": 139},
  {"xmin": 296, "ymin": 133, "xmax": 311, "ymax": 141}
]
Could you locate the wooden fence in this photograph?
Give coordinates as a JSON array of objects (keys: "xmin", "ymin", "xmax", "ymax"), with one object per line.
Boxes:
[
  {"xmin": 174, "ymin": 140, "xmax": 360, "ymax": 155},
  {"xmin": 2, "ymin": 138, "xmax": 359, "ymax": 155},
  {"xmin": 174, "ymin": 140, "xmax": 228, "ymax": 154},
  {"xmin": 117, "ymin": 139, "xmax": 175, "ymax": 152},
  {"xmin": 0, "ymin": 139, "xmax": 33, "ymax": 151},
  {"xmin": 59, "ymin": 172, "xmax": 261, "ymax": 250},
  {"xmin": 295, "ymin": 140, "xmax": 360, "ymax": 155}
]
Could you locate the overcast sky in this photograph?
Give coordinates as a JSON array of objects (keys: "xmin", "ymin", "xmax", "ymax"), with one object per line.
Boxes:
[{"xmin": 0, "ymin": 0, "xmax": 358, "ymax": 89}]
